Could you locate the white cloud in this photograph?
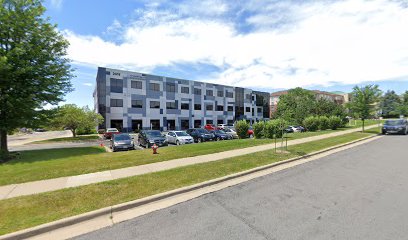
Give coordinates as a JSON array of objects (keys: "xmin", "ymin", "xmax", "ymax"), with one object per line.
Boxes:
[
  {"xmin": 64, "ymin": 0, "xmax": 408, "ymax": 90},
  {"xmin": 50, "ymin": 0, "xmax": 63, "ymax": 10},
  {"xmin": 82, "ymin": 83, "xmax": 93, "ymax": 87}
]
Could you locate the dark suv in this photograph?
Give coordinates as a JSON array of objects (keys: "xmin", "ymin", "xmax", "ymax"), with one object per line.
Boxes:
[
  {"xmin": 209, "ymin": 129, "xmax": 231, "ymax": 141},
  {"xmin": 138, "ymin": 130, "xmax": 168, "ymax": 148},
  {"xmin": 382, "ymin": 119, "xmax": 408, "ymax": 135},
  {"xmin": 186, "ymin": 128, "xmax": 215, "ymax": 143}
]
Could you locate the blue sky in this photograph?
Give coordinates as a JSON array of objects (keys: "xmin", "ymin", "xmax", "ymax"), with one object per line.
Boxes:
[{"xmin": 44, "ymin": 0, "xmax": 408, "ymax": 107}]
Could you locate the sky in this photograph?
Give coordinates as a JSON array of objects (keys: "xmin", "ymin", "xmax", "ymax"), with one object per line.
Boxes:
[{"xmin": 44, "ymin": 0, "xmax": 408, "ymax": 107}]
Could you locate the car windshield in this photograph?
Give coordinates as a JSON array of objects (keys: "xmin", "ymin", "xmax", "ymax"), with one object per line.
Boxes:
[
  {"xmin": 175, "ymin": 131, "xmax": 189, "ymax": 137},
  {"xmin": 385, "ymin": 120, "xmax": 405, "ymax": 126},
  {"xmin": 114, "ymin": 135, "xmax": 131, "ymax": 140},
  {"xmin": 145, "ymin": 131, "xmax": 162, "ymax": 137},
  {"xmin": 197, "ymin": 129, "xmax": 209, "ymax": 134},
  {"xmin": 107, "ymin": 129, "xmax": 118, "ymax": 132}
]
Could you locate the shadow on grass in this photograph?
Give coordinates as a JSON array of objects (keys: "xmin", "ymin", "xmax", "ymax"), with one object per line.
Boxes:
[{"xmin": 1, "ymin": 147, "xmax": 106, "ymax": 166}]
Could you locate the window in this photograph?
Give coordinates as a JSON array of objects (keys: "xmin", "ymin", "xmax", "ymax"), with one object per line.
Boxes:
[
  {"xmin": 131, "ymin": 100, "xmax": 142, "ymax": 108},
  {"xmin": 246, "ymin": 107, "xmax": 251, "ymax": 112},
  {"xmin": 110, "ymin": 99, "xmax": 123, "ymax": 107},
  {"xmin": 227, "ymin": 106, "xmax": 233, "ymax": 112},
  {"xmin": 150, "ymin": 101, "xmax": 160, "ymax": 109},
  {"xmin": 206, "ymin": 104, "xmax": 213, "ymax": 111},
  {"xmin": 217, "ymin": 91, "xmax": 224, "ymax": 97},
  {"xmin": 194, "ymin": 104, "xmax": 202, "ymax": 110},
  {"xmin": 181, "ymin": 86, "xmax": 189, "ymax": 94},
  {"xmin": 217, "ymin": 105, "xmax": 224, "ymax": 111},
  {"xmin": 166, "ymin": 102, "xmax": 177, "ymax": 109},
  {"xmin": 206, "ymin": 90, "xmax": 213, "ymax": 96},
  {"xmin": 194, "ymin": 88, "xmax": 201, "ymax": 95},
  {"xmin": 131, "ymin": 81, "xmax": 142, "ymax": 89},
  {"xmin": 110, "ymin": 78, "xmax": 123, "ymax": 93},
  {"xmin": 166, "ymin": 83, "xmax": 176, "ymax": 93},
  {"xmin": 226, "ymin": 91, "xmax": 233, "ymax": 98},
  {"xmin": 181, "ymin": 103, "xmax": 189, "ymax": 110},
  {"xmin": 149, "ymin": 83, "xmax": 160, "ymax": 91},
  {"xmin": 246, "ymin": 94, "xmax": 251, "ymax": 100},
  {"xmin": 206, "ymin": 120, "xmax": 213, "ymax": 124},
  {"xmin": 258, "ymin": 107, "xmax": 262, "ymax": 112}
]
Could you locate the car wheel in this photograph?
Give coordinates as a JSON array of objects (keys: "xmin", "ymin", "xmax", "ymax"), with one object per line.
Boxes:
[
  {"xmin": 112, "ymin": 147, "xmax": 116, "ymax": 152},
  {"xmin": 197, "ymin": 138, "xmax": 202, "ymax": 143},
  {"xmin": 382, "ymin": 130, "xmax": 386, "ymax": 135},
  {"xmin": 176, "ymin": 140, "xmax": 180, "ymax": 145}
]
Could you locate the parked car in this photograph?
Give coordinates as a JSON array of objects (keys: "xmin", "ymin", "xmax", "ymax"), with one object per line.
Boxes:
[
  {"xmin": 204, "ymin": 124, "xmax": 216, "ymax": 131},
  {"xmin": 110, "ymin": 133, "xmax": 135, "ymax": 152},
  {"xmin": 138, "ymin": 130, "xmax": 168, "ymax": 148},
  {"xmin": 382, "ymin": 119, "xmax": 408, "ymax": 135},
  {"xmin": 103, "ymin": 128, "xmax": 120, "ymax": 139},
  {"xmin": 294, "ymin": 126, "xmax": 306, "ymax": 132},
  {"xmin": 166, "ymin": 131, "xmax": 194, "ymax": 145},
  {"xmin": 285, "ymin": 126, "xmax": 299, "ymax": 133},
  {"xmin": 217, "ymin": 124, "xmax": 227, "ymax": 129},
  {"xmin": 224, "ymin": 127, "xmax": 239, "ymax": 139},
  {"xmin": 34, "ymin": 128, "xmax": 46, "ymax": 132},
  {"xmin": 186, "ymin": 128, "xmax": 215, "ymax": 143},
  {"xmin": 209, "ymin": 129, "xmax": 231, "ymax": 141},
  {"xmin": 248, "ymin": 127, "xmax": 254, "ymax": 138}
]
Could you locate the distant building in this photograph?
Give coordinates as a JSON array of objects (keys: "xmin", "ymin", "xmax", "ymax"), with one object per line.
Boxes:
[
  {"xmin": 270, "ymin": 89, "xmax": 347, "ymax": 117},
  {"xmin": 94, "ymin": 67, "xmax": 270, "ymax": 132}
]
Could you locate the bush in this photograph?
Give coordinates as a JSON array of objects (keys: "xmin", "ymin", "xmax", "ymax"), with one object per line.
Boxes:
[
  {"xmin": 318, "ymin": 116, "xmax": 329, "ymax": 130},
  {"xmin": 328, "ymin": 116, "xmax": 342, "ymax": 130},
  {"xmin": 235, "ymin": 120, "xmax": 250, "ymax": 139},
  {"xmin": 273, "ymin": 119, "xmax": 287, "ymax": 138},
  {"xmin": 252, "ymin": 121, "xmax": 265, "ymax": 138},
  {"xmin": 303, "ymin": 116, "xmax": 319, "ymax": 131},
  {"xmin": 263, "ymin": 121, "xmax": 276, "ymax": 139},
  {"xmin": 77, "ymin": 127, "xmax": 97, "ymax": 135}
]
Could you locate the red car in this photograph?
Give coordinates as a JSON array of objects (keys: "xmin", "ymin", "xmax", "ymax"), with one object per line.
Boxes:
[
  {"xmin": 103, "ymin": 128, "xmax": 121, "ymax": 139},
  {"xmin": 248, "ymin": 127, "xmax": 254, "ymax": 138},
  {"xmin": 204, "ymin": 124, "xmax": 216, "ymax": 131}
]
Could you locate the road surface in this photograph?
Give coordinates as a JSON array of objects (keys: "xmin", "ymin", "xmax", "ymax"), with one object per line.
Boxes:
[
  {"xmin": 8, "ymin": 130, "xmax": 71, "ymax": 147},
  {"xmin": 75, "ymin": 134, "xmax": 408, "ymax": 240}
]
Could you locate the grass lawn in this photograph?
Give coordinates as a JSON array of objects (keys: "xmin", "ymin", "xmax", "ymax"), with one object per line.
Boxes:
[
  {"xmin": 32, "ymin": 135, "xmax": 100, "ymax": 144},
  {"xmin": 0, "ymin": 130, "xmax": 378, "ymax": 236},
  {"xmin": 0, "ymin": 121, "xmax": 380, "ymax": 186}
]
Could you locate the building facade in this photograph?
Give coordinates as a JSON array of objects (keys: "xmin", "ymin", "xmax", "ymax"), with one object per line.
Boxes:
[
  {"xmin": 270, "ymin": 89, "xmax": 347, "ymax": 117},
  {"xmin": 94, "ymin": 67, "xmax": 270, "ymax": 131}
]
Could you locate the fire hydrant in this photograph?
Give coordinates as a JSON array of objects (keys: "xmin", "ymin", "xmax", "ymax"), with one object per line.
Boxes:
[{"xmin": 151, "ymin": 143, "xmax": 158, "ymax": 154}]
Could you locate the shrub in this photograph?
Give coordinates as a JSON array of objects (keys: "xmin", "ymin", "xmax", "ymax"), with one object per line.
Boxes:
[
  {"xmin": 318, "ymin": 116, "xmax": 329, "ymax": 130},
  {"xmin": 235, "ymin": 120, "xmax": 250, "ymax": 139},
  {"xmin": 328, "ymin": 116, "xmax": 342, "ymax": 130},
  {"xmin": 303, "ymin": 116, "xmax": 319, "ymax": 131},
  {"xmin": 252, "ymin": 121, "xmax": 265, "ymax": 138},
  {"xmin": 263, "ymin": 121, "xmax": 276, "ymax": 139},
  {"xmin": 273, "ymin": 119, "xmax": 287, "ymax": 138}
]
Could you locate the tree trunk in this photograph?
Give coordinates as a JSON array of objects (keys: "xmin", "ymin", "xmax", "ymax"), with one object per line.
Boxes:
[
  {"xmin": 0, "ymin": 129, "xmax": 9, "ymax": 162},
  {"xmin": 362, "ymin": 119, "xmax": 365, "ymax": 132},
  {"xmin": 71, "ymin": 129, "xmax": 76, "ymax": 137}
]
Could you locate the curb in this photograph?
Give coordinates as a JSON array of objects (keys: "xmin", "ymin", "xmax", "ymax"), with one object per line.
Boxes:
[{"xmin": 0, "ymin": 134, "xmax": 380, "ymax": 240}]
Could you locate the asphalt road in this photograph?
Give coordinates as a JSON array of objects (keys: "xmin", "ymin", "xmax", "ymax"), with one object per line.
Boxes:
[{"xmin": 76, "ymin": 134, "xmax": 408, "ymax": 240}]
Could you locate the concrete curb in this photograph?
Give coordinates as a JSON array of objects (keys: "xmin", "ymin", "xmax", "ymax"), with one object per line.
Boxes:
[{"xmin": 0, "ymin": 134, "xmax": 381, "ymax": 240}]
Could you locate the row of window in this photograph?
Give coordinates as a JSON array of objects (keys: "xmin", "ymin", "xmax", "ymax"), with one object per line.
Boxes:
[
  {"xmin": 110, "ymin": 79, "xmax": 234, "ymax": 97},
  {"xmin": 110, "ymin": 99, "xmax": 241, "ymax": 111}
]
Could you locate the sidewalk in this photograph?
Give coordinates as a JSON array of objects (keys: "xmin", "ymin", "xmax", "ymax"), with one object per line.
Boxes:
[{"xmin": 0, "ymin": 125, "xmax": 378, "ymax": 200}]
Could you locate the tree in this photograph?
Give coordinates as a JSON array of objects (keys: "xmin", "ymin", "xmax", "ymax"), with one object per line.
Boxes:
[
  {"xmin": 0, "ymin": 0, "xmax": 73, "ymax": 161},
  {"xmin": 52, "ymin": 104, "xmax": 103, "ymax": 137},
  {"xmin": 399, "ymin": 91, "xmax": 408, "ymax": 116},
  {"xmin": 380, "ymin": 90, "xmax": 401, "ymax": 118},
  {"xmin": 348, "ymin": 85, "xmax": 382, "ymax": 132},
  {"xmin": 275, "ymin": 88, "xmax": 316, "ymax": 125},
  {"xmin": 313, "ymin": 98, "xmax": 347, "ymax": 118}
]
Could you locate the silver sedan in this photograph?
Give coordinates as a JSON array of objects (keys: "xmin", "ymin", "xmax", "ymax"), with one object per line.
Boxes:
[{"xmin": 166, "ymin": 131, "xmax": 194, "ymax": 145}]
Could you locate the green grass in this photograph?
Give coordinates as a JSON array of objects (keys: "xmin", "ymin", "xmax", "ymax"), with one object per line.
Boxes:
[
  {"xmin": 0, "ymin": 130, "xmax": 377, "ymax": 236},
  {"xmin": 32, "ymin": 135, "xmax": 100, "ymax": 144},
  {"xmin": 0, "ymin": 121, "xmax": 380, "ymax": 186}
]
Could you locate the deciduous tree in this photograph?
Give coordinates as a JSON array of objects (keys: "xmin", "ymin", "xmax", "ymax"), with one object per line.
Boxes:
[{"xmin": 0, "ymin": 0, "xmax": 73, "ymax": 161}]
